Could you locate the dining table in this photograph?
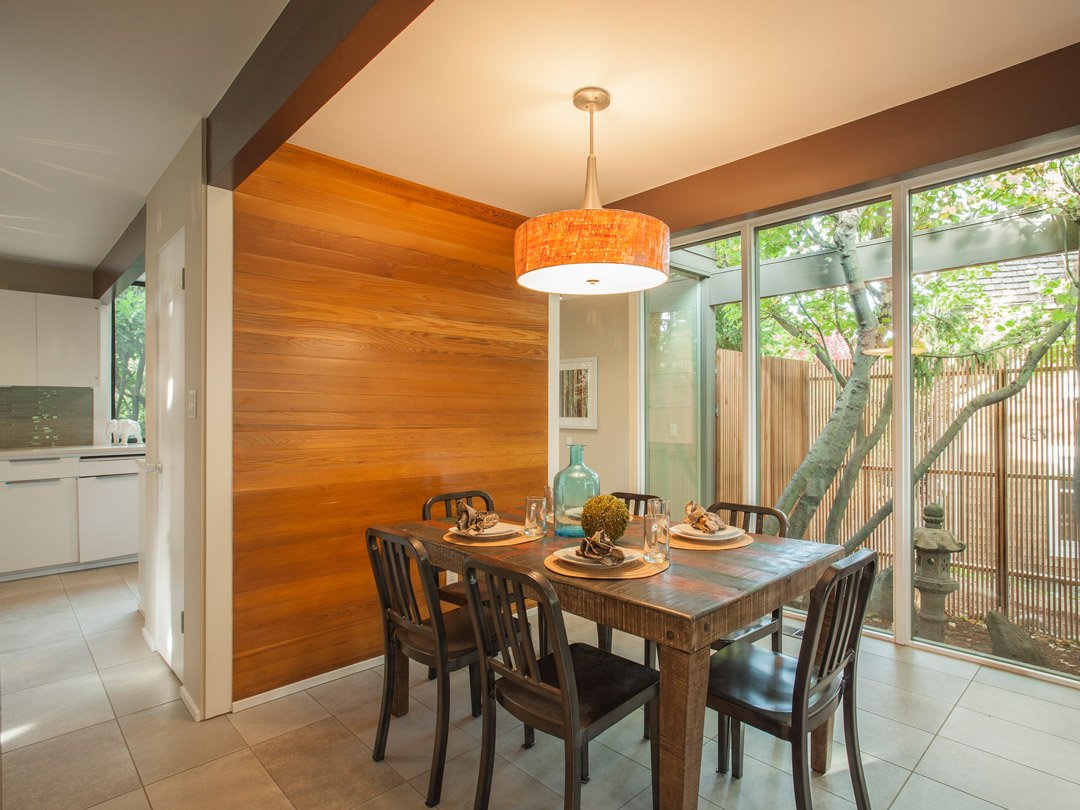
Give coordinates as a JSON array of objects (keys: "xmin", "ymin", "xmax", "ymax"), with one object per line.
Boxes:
[{"xmin": 381, "ymin": 509, "xmax": 844, "ymax": 810}]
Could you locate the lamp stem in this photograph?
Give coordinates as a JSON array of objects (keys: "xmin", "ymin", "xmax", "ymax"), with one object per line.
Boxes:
[{"xmin": 582, "ymin": 104, "xmax": 602, "ymax": 209}]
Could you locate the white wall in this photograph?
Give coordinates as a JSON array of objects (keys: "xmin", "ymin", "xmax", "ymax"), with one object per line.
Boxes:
[{"xmin": 558, "ymin": 294, "xmax": 640, "ymax": 494}]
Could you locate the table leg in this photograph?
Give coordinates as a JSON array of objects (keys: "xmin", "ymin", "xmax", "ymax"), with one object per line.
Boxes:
[
  {"xmin": 391, "ymin": 646, "xmax": 410, "ymax": 717},
  {"xmin": 656, "ymin": 644, "xmax": 711, "ymax": 810},
  {"xmin": 811, "ymin": 716, "xmax": 833, "ymax": 773}
]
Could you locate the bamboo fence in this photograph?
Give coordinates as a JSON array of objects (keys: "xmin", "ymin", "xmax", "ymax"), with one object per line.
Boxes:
[{"xmin": 716, "ymin": 345, "xmax": 1080, "ymax": 641}]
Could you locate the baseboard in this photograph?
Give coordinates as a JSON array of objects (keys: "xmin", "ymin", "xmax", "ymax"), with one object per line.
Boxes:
[
  {"xmin": 140, "ymin": 625, "xmax": 156, "ymax": 652},
  {"xmin": 230, "ymin": 654, "xmax": 385, "ymax": 713},
  {"xmin": 179, "ymin": 685, "xmax": 202, "ymax": 721},
  {"xmin": 0, "ymin": 554, "xmax": 138, "ymax": 583}
]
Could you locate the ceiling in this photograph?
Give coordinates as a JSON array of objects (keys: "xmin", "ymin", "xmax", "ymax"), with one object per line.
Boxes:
[
  {"xmin": 0, "ymin": 0, "xmax": 287, "ymax": 270},
  {"xmin": 291, "ymin": 0, "xmax": 1080, "ymax": 220}
]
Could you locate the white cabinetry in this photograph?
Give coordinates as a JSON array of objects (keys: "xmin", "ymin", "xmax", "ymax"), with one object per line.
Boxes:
[
  {"xmin": 77, "ymin": 457, "xmax": 139, "ymax": 561},
  {"xmin": 0, "ymin": 290, "xmax": 38, "ymax": 385},
  {"xmin": 0, "ymin": 290, "xmax": 100, "ymax": 387},
  {"xmin": 0, "ymin": 457, "xmax": 80, "ymax": 572}
]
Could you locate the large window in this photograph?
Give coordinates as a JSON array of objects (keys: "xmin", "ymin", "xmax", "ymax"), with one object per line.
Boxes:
[{"xmin": 112, "ymin": 281, "xmax": 146, "ymax": 436}]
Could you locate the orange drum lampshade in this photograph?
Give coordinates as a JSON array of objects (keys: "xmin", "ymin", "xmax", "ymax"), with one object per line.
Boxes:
[{"xmin": 515, "ymin": 208, "xmax": 670, "ymax": 295}]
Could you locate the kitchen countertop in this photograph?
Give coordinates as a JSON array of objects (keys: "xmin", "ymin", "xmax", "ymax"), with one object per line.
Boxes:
[{"xmin": 0, "ymin": 444, "xmax": 146, "ymax": 461}]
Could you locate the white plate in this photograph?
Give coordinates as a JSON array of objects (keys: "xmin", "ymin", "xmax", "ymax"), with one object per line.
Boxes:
[
  {"xmin": 449, "ymin": 521, "xmax": 521, "ymax": 539},
  {"xmin": 553, "ymin": 546, "xmax": 643, "ymax": 568},
  {"xmin": 671, "ymin": 523, "xmax": 746, "ymax": 541}
]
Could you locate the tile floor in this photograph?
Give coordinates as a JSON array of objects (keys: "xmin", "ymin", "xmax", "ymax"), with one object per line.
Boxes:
[{"xmin": 2, "ymin": 563, "xmax": 1079, "ymax": 809}]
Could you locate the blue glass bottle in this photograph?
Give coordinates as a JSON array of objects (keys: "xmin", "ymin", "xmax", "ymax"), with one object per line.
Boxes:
[{"xmin": 553, "ymin": 444, "xmax": 600, "ymax": 537}]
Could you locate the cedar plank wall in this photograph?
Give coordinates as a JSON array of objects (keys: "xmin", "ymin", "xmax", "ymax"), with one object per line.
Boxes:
[{"xmin": 232, "ymin": 144, "xmax": 548, "ymax": 700}]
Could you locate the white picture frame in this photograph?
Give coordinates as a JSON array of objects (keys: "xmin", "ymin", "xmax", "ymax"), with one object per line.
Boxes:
[{"xmin": 559, "ymin": 356, "xmax": 597, "ymax": 429}]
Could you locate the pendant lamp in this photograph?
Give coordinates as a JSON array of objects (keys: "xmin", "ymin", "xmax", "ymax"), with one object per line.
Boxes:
[{"xmin": 514, "ymin": 88, "xmax": 670, "ymax": 295}]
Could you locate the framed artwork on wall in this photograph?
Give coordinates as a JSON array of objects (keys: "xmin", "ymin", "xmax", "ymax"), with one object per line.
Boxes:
[{"xmin": 559, "ymin": 356, "xmax": 597, "ymax": 429}]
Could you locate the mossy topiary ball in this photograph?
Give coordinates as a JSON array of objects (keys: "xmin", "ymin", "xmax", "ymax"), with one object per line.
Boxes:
[{"xmin": 580, "ymin": 495, "xmax": 631, "ymax": 543}]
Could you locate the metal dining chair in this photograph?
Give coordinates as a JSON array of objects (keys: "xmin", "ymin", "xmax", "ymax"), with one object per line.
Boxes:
[
  {"xmin": 707, "ymin": 549, "xmax": 877, "ymax": 810},
  {"xmin": 421, "ymin": 490, "xmax": 496, "ymax": 608},
  {"xmin": 365, "ymin": 527, "xmax": 483, "ymax": 807},
  {"xmin": 596, "ymin": 492, "xmax": 658, "ymax": 653},
  {"xmin": 463, "ymin": 555, "xmax": 661, "ymax": 810}
]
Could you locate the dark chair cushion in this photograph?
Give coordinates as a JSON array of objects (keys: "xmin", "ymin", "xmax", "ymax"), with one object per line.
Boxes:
[
  {"xmin": 399, "ymin": 606, "xmax": 482, "ymax": 659},
  {"xmin": 497, "ymin": 643, "xmax": 659, "ymax": 730},
  {"xmin": 707, "ymin": 641, "xmax": 834, "ymax": 723}
]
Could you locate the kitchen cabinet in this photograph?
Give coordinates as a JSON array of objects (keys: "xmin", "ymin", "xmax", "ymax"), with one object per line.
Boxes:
[
  {"xmin": 0, "ymin": 290, "xmax": 100, "ymax": 387},
  {"xmin": 77, "ymin": 456, "xmax": 139, "ymax": 561},
  {"xmin": 0, "ymin": 290, "xmax": 38, "ymax": 385},
  {"xmin": 0, "ymin": 457, "xmax": 80, "ymax": 572}
]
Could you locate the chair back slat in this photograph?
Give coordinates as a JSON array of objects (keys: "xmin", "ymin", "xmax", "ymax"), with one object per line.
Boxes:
[
  {"xmin": 366, "ymin": 528, "xmax": 443, "ymax": 648},
  {"xmin": 464, "ymin": 557, "xmax": 580, "ymax": 725},
  {"xmin": 422, "ymin": 490, "xmax": 495, "ymax": 520},
  {"xmin": 794, "ymin": 549, "xmax": 876, "ymax": 713},
  {"xmin": 707, "ymin": 501, "xmax": 789, "ymax": 537},
  {"xmin": 610, "ymin": 492, "xmax": 658, "ymax": 517}
]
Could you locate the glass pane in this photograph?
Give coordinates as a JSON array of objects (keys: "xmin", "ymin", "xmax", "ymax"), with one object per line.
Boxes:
[
  {"xmin": 646, "ymin": 271, "xmax": 701, "ymax": 507},
  {"xmin": 113, "ymin": 283, "xmax": 147, "ymax": 437},
  {"xmin": 709, "ymin": 235, "xmax": 743, "ymax": 503},
  {"xmin": 910, "ymin": 152, "xmax": 1079, "ymax": 679},
  {"xmin": 756, "ymin": 201, "xmax": 894, "ymax": 632}
]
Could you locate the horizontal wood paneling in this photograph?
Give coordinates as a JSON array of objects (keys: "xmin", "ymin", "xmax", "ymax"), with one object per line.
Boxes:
[{"xmin": 232, "ymin": 144, "xmax": 547, "ymax": 700}]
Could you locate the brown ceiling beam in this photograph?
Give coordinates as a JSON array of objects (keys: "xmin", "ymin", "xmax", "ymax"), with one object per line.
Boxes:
[
  {"xmin": 206, "ymin": 0, "xmax": 433, "ymax": 190},
  {"xmin": 612, "ymin": 42, "xmax": 1080, "ymax": 235},
  {"xmin": 93, "ymin": 205, "xmax": 145, "ymax": 301}
]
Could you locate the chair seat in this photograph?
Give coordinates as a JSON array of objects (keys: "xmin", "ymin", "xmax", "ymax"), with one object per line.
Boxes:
[
  {"xmin": 399, "ymin": 606, "xmax": 481, "ymax": 658},
  {"xmin": 707, "ymin": 641, "xmax": 833, "ymax": 724},
  {"xmin": 497, "ymin": 643, "xmax": 659, "ymax": 730}
]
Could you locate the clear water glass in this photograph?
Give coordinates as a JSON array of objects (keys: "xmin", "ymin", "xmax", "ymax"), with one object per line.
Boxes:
[
  {"xmin": 525, "ymin": 497, "xmax": 547, "ymax": 538},
  {"xmin": 644, "ymin": 513, "xmax": 670, "ymax": 563},
  {"xmin": 646, "ymin": 498, "xmax": 670, "ymax": 517}
]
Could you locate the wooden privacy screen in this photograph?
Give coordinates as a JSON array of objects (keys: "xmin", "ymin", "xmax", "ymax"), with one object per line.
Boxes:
[{"xmin": 232, "ymin": 144, "xmax": 548, "ymax": 700}]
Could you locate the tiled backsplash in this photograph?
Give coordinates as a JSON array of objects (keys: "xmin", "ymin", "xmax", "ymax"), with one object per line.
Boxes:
[{"xmin": 0, "ymin": 386, "xmax": 94, "ymax": 448}]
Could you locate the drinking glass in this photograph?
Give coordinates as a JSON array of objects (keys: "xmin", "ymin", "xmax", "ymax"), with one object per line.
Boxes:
[
  {"xmin": 644, "ymin": 513, "xmax": 670, "ymax": 563},
  {"xmin": 525, "ymin": 496, "xmax": 547, "ymax": 538},
  {"xmin": 646, "ymin": 498, "xmax": 669, "ymax": 518}
]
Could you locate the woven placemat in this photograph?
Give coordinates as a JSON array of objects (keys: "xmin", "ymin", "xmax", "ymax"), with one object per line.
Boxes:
[
  {"xmin": 669, "ymin": 534, "xmax": 753, "ymax": 551},
  {"xmin": 442, "ymin": 527, "xmax": 532, "ymax": 547},
  {"xmin": 543, "ymin": 555, "xmax": 669, "ymax": 579}
]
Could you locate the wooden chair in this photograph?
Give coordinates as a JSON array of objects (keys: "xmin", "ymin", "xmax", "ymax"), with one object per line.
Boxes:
[
  {"xmin": 707, "ymin": 549, "xmax": 877, "ymax": 810},
  {"xmin": 596, "ymin": 492, "xmax": 658, "ymax": 653},
  {"xmin": 463, "ymin": 556, "xmax": 661, "ymax": 810},
  {"xmin": 365, "ymin": 527, "xmax": 483, "ymax": 807}
]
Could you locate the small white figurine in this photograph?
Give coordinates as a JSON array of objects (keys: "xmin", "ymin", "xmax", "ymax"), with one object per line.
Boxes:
[{"xmin": 105, "ymin": 419, "xmax": 142, "ymax": 445}]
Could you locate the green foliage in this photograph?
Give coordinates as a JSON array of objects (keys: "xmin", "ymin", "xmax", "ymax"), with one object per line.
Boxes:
[
  {"xmin": 113, "ymin": 284, "xmax": 146, "ymax": 436},
  {"xmin": 581, "ymin": 495, "xmax": 631, "ymax": 543}
]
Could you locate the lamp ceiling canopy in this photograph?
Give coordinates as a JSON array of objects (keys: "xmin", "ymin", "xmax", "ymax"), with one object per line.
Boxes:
[{"xmin": 514, "ymin": 87, "xmax": 669, "ymax": 295}]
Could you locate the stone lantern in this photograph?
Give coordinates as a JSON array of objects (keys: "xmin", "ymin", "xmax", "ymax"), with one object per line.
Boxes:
[{"xmin": 913, "ymin": 503, "xmax": 966, "ymax": 642}]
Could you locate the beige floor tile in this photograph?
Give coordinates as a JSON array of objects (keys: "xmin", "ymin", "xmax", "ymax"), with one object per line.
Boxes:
[
  {"xmin": 619, "ymin": 786, "xmax": 723, "ymax": 810},
  {"xmin": 696, "ymin": 749, "xmax": 855, "ymax": 810},
  {"xmin": 306, "ymin": 668, "xmax": 384, "ymax": 714},
  {"xmin": 113, "ymin": 563, "xmax": 139, "ymax": 587},
  {"xmin": 340, "ymin": 695, "xmax": 479, "ymax": 781},
  {"xmin": 85, "ymin": 625, "xmax": 155, "ymax": 669},
  {"xmin": 118, "ymin": 699, "xmax": 246, "ymax": 783},
  {"xmin": 1, "ymin": 637, "xmax": 96, "ymax": 694},
  {"xmin": 831, "ymin": 708, "xmax": 933, "ymax": 770},
  {"xmin": 144, "ymin": 749, "xmax": 294, "ymax": 810},
  {"xmin": 99, "ymin": 656, "xmax": 181, "ymax": 716},
  {"xmin": 409, "ymin": 744, "xmax": 564, "ymax": 810},
  {"xmin": 253, "ymin": 716, "xmax": 403, "ymax": 810},
  {"xmin": 889, "ymin": 774, "xmax": 1003, "ymax": 810},
  {"xmin": 65, "ymin": 581, "xmax": 141, "ymax": 610},
  {"xmin": 60, "ymin": 567, "xmax": 124, "ymax": 588},
  {"xmin": 973, "ymin": 666, "xmax": 1080, "ymax": 711},
  {"xmin": 74, "ymin": 598, "xmax": 142, "ymax": 636},
  {"xmin": 856, "ymin": 649, "xmax": 971, "ymax": 703},
  {"xmin": 0, "ymin": 588, "xmax": 73, "ymax": 622},
  {"xmin": 351, "ymin": 782, "xmax": 430, "ymax": 810},
  {"xmin": 228, "ymin": 691, "xmax": 330, "ymax": 745},
  {"xmin": 958, "ymin": 681, "xmax": 1080, "ymax": 744},
  {"xmin": 860, "ymin": 636, "xmax": 980, "ymax": 680},
  {"xmin": 854, "ymin": 677, "xmax": 953, "ymax": 733},
  {"xmin": 0, "ymin": 608, "xmax": 82, "ymax": 654},
  {"xmin": 408, "ymin": 665, "xmax": 525, "ymax": 742},
  {"xmin": 0, "ymin": 573, "xmax": 64, "ymax": 598},
  {"xmin": 494, "ymin": 728, "xmax": 652, "ymax": 810},
  {"xmin": 939, "ymin": 706, "xmax": 1080, "ymax": 786},
  {"xmin": 916, "ymin": 736, "xmax": 1080, "ymax": 810},
  {"xmin": 1, "ymin": 672, "xmax": 115, "ymax": 751},
  {"xmin": 806, "ymin": 741, "xmax": 908, "ymax": 808},
  {"xmin": 591, "ymin": 709, "xmax": 687, "ymax": 770},
  {"xmin": 0, "ymin": 720, "xmax": 139, "ymax": 810},
  {"xmin": 86, "ymin": 789, "xmax": 151, "ymax": 810}
]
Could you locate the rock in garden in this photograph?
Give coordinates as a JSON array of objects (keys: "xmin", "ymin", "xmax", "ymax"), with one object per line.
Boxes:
[
  {"xmin": 985, "ymin": 610, "xmax": 1048, "ymax": 667},
  {"xmin": 867, "ymin": 565, "xmax": 894, "ymax": 623}
]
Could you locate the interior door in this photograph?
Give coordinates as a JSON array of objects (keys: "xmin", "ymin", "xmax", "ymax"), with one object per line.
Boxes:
[{"xmin": 147, "ymin": 230, "xmax": 185, "ymax": 680}]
